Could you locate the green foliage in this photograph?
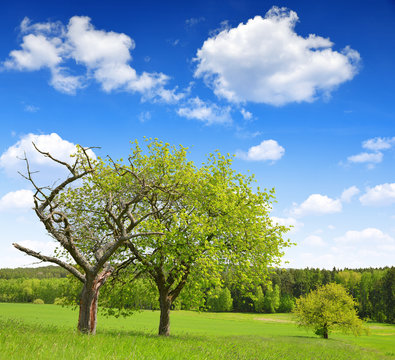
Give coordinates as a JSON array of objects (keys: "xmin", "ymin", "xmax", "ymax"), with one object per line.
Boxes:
[
  {"xmin": 0, "ymin": 278, "xmax": 74, "ymax": 304},
  {"xmin": 54, "ymin": 297, "xmax": 68, "ymax": 305},
  {"xmin": 207, "ymin": 287, "xmax": 233, "ymax": 312},
  {"xmin": 1, "ymin": 265, "xmax": 393, "ymax": 322},
  {"xmin": 33, "ymin": 299, "xmax": 44, "ymax": 304},
  {"xmin": 100, "ymin": 276, "xmax": 159, "ymax": 317},
  {"xmin": 335, "ymin": 270, "xmax": 362, "ymax": 298},
  {"xmin": 263, "ymin": 284, "xmax": 280, "ymax": 313},
  {"xmin": 101, "ymin": 139, "xmax": 291, "ymax": 324},
  {"xmin": 379, "ymin": 267, "xmax": 395, "ymax": 323},
  {"xmin": 278, "ymin": 295, "xmax": 295, "ymax": 313},
  {"xmin": 253, "ymin": 287, "xmax": 265, "ymax": 313},
  {"xmin": 294, "ymin": 283, "xmax": 365, "ymax": 338}
]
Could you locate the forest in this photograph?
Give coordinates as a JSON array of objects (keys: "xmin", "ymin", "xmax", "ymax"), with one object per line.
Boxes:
[{"xmin": 1, "ymin": 265, "xmax": 393, "ymax": 324}]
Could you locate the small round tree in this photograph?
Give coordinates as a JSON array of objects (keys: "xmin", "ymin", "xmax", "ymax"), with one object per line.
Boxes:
[{"xmin": 293, "ymin": 283, "xmax": 364, "ymax": 339}]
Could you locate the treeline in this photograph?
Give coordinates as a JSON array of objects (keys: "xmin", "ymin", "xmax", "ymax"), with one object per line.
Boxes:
[
  {"xmin": 225, "ymin": 267, "xmax": 395, "ymax": 324},
  {"xmin": 0, "ymin": 278, "xmax": 72, "ymax": 304},
  {"xmin": 0, "ymin": 266, "xmax": 393, "ymax": 323},
  {"xmin": 0, "ymin": 266, "xmax": 67, "ymax": 279}
]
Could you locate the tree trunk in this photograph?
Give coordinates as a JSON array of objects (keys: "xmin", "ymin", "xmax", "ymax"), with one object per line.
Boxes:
[
  {"xmin": 77, "ymin": 269, "xmax": 112, "ymax": 335},
  {"xmin": 323, "ymin": 325, "xmax": 329, "ymax": 339},
  {"xmin": 158, "ymin": 290, "xmax": 172, "ymax": 336},
  {"xmin": 78, "ymin": 280, "xmax": 98, "ymax": 334}
]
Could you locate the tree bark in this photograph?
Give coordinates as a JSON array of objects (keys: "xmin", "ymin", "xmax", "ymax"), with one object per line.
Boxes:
[
  {"xmin": 77, "ymin": 269, "xmax": 112, "ymax": 335},
  {"xmin": 158, "ymin": 290, "xmax": 172, "ymax": 336},
  {"xmin": 323, "ymin": 325, "xmax": 328, "ymax": 339}
]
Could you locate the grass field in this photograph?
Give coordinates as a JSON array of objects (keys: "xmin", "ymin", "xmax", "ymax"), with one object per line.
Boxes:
[{"xmin": 0, "ymin": 303, "xmax": 394, "ymax": 359}]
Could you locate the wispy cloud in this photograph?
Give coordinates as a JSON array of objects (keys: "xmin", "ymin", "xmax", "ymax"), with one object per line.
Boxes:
[
  {"xmin": 177, "ymin": 97, "xmax": 231, "ymax": 125},
  {"xmin": 185, "ymin": 17, "xmax": 205, "ymax": 28},
  {"xmin": 345, "ymin": 136, "xmax": 394, "ymax": 168},
  {"xmin": 24, "ymin": 104, "xmax": 39, "ymax": 112}
]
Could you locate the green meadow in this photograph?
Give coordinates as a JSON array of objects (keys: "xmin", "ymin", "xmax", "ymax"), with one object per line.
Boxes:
[{"xmin": 0, "ymin": 303, "xmax": 394, "ymax": 360}]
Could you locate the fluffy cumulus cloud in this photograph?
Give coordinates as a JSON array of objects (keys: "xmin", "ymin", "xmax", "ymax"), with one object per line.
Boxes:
[
  {"xmin": 0, "ymin": 133, "xmax": 95, "ymax": 176},
  {"xmin": 3, "ymin": 16, "xmax": 181, "ymax": 102},
  {"xmin": 291, "ymin": 194, "xmax": 342, "ymax": 217},
  {"xmin": 0, "ymin": 189, "xmax": 34, "ymax": 211},
  {"xmin": 359, "ymin": 183, "xmax": 395, "ymax": 206},
  {"xmin": 340, "ymin": 185, "xmax": 360, "ymax": 203},
  {"xmin": 177, "ymin": 97, "xmax": 231, "ymax": 125},
  {"xmin": 237, "ymin": 140, "xmax": 285, "ymax": 162},
  {"xmin": 195, "ymin": 6, "xmax": 360, "ymax": 106}
]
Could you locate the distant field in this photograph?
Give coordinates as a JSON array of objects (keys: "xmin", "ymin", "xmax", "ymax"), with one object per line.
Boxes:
[{"xmin": 0, "ymin": 303, "xmax": 394, "ymax": 359}]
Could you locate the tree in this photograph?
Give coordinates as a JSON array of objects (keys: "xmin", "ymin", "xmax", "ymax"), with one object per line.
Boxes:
[
  {"xmin": 13, "ymin": 144, "xmax": 167, "ymax": 334},
  {"xmin": 207, "ymin": 287, "xmax": 233, "ymax": 312},
  {"xmin": 278, "ymin": 294, "xmax": 295, "ymax": 313},
  {"xmin": 380, "ymin": 267, "xmax": 395, "ymax": 323},
  {"xmin": 263, "ymin": 284, "xmax": 280, "ymax": 313},
  {"xmin": 253, "ymin": 286, "xmax": 265, "ymax": 313},
  {"xmin": 335, "ymin": 270, "xmax": 361, "ymax": 298},
  {"xmin": 110, "ymin": 139, "xmax": 291, "ymax": 335},
  {"xmin": 294, "ymin": 283, "xmax": 364, "ymax": 339}
]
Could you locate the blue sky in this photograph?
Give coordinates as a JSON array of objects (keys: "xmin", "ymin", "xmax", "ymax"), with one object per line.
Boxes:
[{"xmin": 0, "ymin": 0, "xmax": 394, "ymax": 269}]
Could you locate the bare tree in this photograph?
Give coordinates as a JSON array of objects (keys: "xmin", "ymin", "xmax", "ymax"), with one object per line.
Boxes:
[{"xmin": 13, "ymin": 145, "xmax": 163, "ymax": 334}]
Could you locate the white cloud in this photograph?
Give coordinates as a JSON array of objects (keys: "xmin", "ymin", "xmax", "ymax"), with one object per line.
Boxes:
[
  {"xmin": 362, "ymin": 137, "xmax": 395, "ymax": 151},
  {"xmin": 303, "ymin": 235, "xmax": 325, "ymax": 247},
  {"xmin": 360, "ymin": 183, "xmax": 395, "ymax": 206},
  {"xmin": 240, "ymin": 108, "xmax": 252, "ymax": 120},
  {"xmin": 237, "ymin": 140, "xmax": 285, "ymax": 162},
  {"xmin": 346, "ymin": 136, "xmax": 394, "ymax": 168},
  {"xmin": 271, "ymin": 216, "xmax": 303, "ymax": 232},
  {"xmin": 177, "ymin": 97, "xmax": 231, "ymax": 125},
  {"xmin": 0, "ymin": 189, "xmax": 34, "ymax": 211},
  {"xmin": 4, "ymin": 33, "xmax": 62, "ymax": 71},
  {"xmin": 347, "ymin": 152, "xmax": 383, "ymax": 164},
  {"xmin": 291, "ymin": 194, "xmax": 342, "ymax": 217},
  {"xmin": 3, "ymin": 27, "xmax": 82, "ymax": 95},
  {"xmin": 284, "ymin": 227, "xmax": 395, "ymax": 269},
  {"xmin": 3, "ymin": 16, "xmax": 180, "ymax": 101},
  {"xmin": 340, "ymin": 185, "xmax": 360, "ymax": 203},
  {"xmin": 194, "ymin": 6, "xmax": 360, "ymax": 106},
  {"xmin": 0, "ymin": 133, "xmax": 95, "ymax": 176},
  {"xmin": 335, "ymin": 228, "xmax": 394, "ymax": 245}
]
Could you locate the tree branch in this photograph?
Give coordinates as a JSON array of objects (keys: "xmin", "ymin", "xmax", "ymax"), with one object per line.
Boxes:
[{"xmin": 13, "ymin": 243, "xmax": 85, "ymax": 283}]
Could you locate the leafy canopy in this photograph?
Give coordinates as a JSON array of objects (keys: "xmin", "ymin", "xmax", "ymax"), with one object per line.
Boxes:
[{"xmin": 294, "ymin": 283, "xmax": 365, "ymax": 338}]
